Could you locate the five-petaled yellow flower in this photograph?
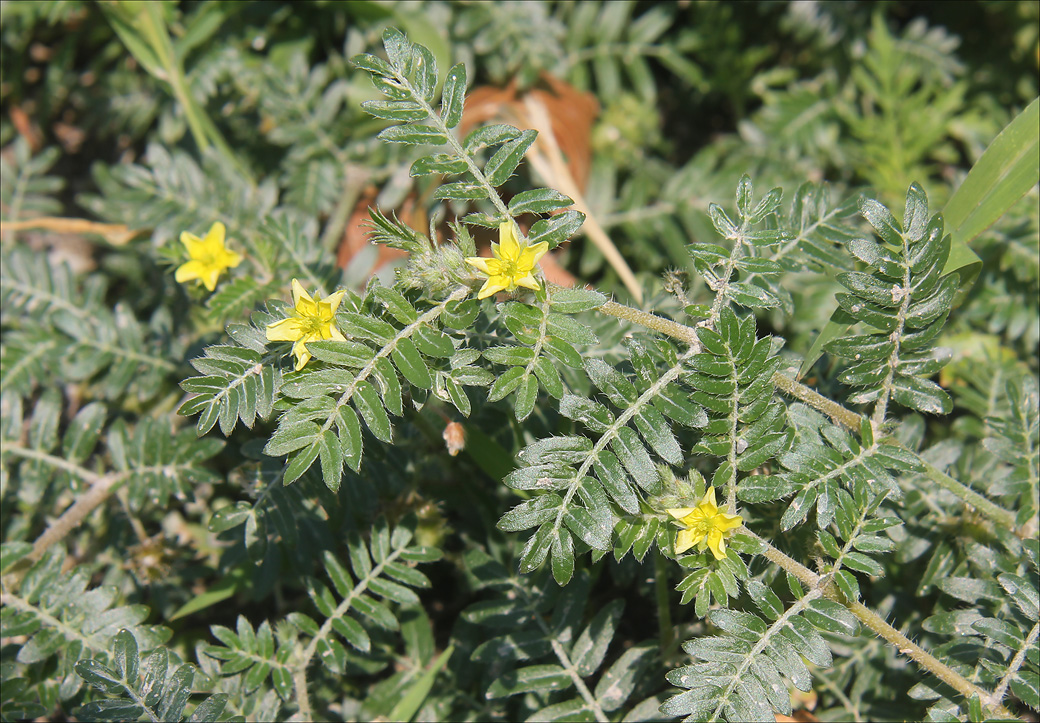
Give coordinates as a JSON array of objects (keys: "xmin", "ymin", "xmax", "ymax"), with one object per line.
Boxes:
[
  {"xmin": 465, "ymin": 221, "xmax": 548, "ymax": 299},
  {"xmin": 266, "ymin": 279, "xmax": 346, "ymax": 371},
  {"xmin": 174, "ymin": 221, "xmax": 243, "ymax": 292},
  {"xmin": 667, "ymin": 486, "xmax": 744, "ymax": 560}
]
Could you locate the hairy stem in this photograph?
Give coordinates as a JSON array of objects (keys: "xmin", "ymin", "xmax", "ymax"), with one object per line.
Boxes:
[
  {"xmin": 0, "ymin": 589, "xmax": 109, "ymax": 653},
  {"xmin": 598, "ymin": 281, "xmax": 1029, "ymax": 718},
  {"xmin": 3, "ymin": 445, "xmax": 102, "ymax": 484},
  {"xmin": 550, "ymin": 347, "xmax": 697, "ymax": 565},
  {"xmin": 550, "ymin": 639, "xmax": 610, "ymax": 723},
  {"xmin": 1, "ymin": 445, "xmax": 201, "ymax": 570},
  {"xmin": 654, "ymin": 551, "xmax": 675, "ymax": 657},
  {"xmin": 8, "ymin": 448, "xmax": 120, "ymax": 564},
  {"xmin": 597, "ymin": 300, "xmax": 700, "ymax": 346},
  {"xmin": 746, "ymin": 530, "xmax": 1015, "ymax": 719},
  {"xmin": 726, "ymin": 346, "xmax": 740, "ymax": 510},
  {"xmin": 870, "ymin": 253, "xmax": 914, "ymax": 429},
  {"xmin": 911, "ymin": 449, "xmax": 1019, "ymax": 531},
  {"xmin": 770, "ymin": 371, "xmax": 866, "ymax": 430},
  {"xmin": 313, "ymin": 286, "xmax": 469, "ymax": 447},
  {"xmin": 506, "ymin": 575, "xmax": 610, "ymax": 722},
  {"xmin": 990, "ymin": 620, "xmax": 1040, "ymax": 708},
  {"xmin": 293, "ymin": 668, "xmax": 312, "ymax": 721},
  {"xmin": 521, "ymin": 296, "xmax": 552, "ymax": 382},
  {"xmin": 710, "ymin": 588, "xmax": 822, "ymax": 722},
  {"xmin": 293, "ymin": 541, "xmax": 412, "ymax": 721},
  {"xmin": 27, "ymin": 469, "xmax": 133, "ymax": 564},
  {"xmin": 845, "ymin": 599, "xmax": 1014, "ymax": 717}
]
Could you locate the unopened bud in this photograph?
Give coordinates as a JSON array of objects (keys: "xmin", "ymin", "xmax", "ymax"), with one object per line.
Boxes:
[{"xmin": 443, "ymin": 421, "xmax": 465, "ymax": 456}]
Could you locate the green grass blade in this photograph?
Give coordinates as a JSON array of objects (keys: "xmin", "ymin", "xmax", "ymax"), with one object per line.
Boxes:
[
  {"xmin": 942, "ymin": 96, "xmax": 1039, "ymax": 280},
  {"xmin": 387, "ymin": 645, "xmax": 455, "ymax": 722}
]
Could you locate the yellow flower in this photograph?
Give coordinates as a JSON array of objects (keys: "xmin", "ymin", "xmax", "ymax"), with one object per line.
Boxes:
[
  {"xmin": 174, "ymin": 222, "xmax": 243, "ymax": 292},
  {"xmin": 266, "ymin": 279, "xmax": 347, "ymax": 371},
  {"xmin": 465, "ymin": 221, "xmax": 549, "ymax": 299},
  {"xmin": 667, "ymin": 487, "xmax": 744, "ymax": 560}
]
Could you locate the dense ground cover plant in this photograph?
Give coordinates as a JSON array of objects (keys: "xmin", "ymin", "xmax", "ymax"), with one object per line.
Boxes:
[{"xmin": 1, "ymin": 2, "xmax": 1038, "ymax": 721}]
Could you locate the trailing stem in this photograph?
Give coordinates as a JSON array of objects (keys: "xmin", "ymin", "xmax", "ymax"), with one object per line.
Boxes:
[
  {"xmin": 1, "ymin": 445, "xmax": 200, "ymax": 571},
  {"xmin": 589, "ymin": 290, "xmax": 1026, "ymax": 715},
  {"xmin": 746, "ymin": 530, "xmax": 1015, "ymax": 719}
]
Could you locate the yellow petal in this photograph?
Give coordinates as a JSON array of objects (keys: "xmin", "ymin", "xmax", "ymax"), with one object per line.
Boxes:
[
  {"xmin": 266, "ymin": 317, "xmax": 302, "ymax": 342},
  {"xmin": 519, "ymin": 241, "xmax": 549, "ymax": 269},
  {"xmin": 512, "ymin": 273, "xmax": 541, "ymax": 291},
  {"xmin": 201, "ymin": 269, "xmax": 221, "ymax": 292},
  {"xmin": 497, "ymin": 222, "xmax": 521, "ymax": 261},
  {"xmin": 477, "ymin": 276, "xmax": 510, "ymax": 299},
  {"xmin": 291, "ymin": 279, "xmax": 313, "ymax": 308},
  {"xmin": 175, "ymin": 260, "xmax": 204, "ymax": 283},
  {"xmin": 465, "ymin": 256, "xmax": 492, "ymax": 274},
  {"xmin": 291, "ymin": 340, "xmax": 311, "ymax": 371},
  {"xmin": 667, "ymin": 507, "xmax": 695, "ymax": 520},
  {"xmin": 707, "ymin": 530, "xmax": 727, "ymax": 560},
  {"xmin": 324, "ymin": 289, "xmax": 346, "ymax": 315},
  {"xmin": 701, "ymin": 486, "xmax": 718, "ymax": 509},
  {"xmin": 180, "ymin": 231, "xmax": 202, "ymax": 252},
  {"xmin": 716, "ymin": 513, "xmax": 744, "ymax": 532},
  {"xmin": 329, "ymin": 325, "xmax": 346, "ymax": 342},
  {"xmin": 223, "ymin": 248, "xmax": 244, "ymax": 269},
  {"xmin": 675, "ymin": 529, "xmax": 698, "ymax": 554},
  {"xmin": 203, "ymin": 221, "xmax": 226, "ymax": 249}
]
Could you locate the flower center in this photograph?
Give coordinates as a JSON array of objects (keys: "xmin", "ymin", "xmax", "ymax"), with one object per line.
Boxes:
[
  {"xmin": 689, "ymin": 507, "xmax": 718, "ymax": 535},
  {"xmin": 299, "ymin": 309, "xmax": 329, "ymax": 336},
  {"xmin": 197, "ymin": 249, "xmax": 220, "ymax": 267},
  {"xmin": 499, "ymin": 259, "xmax": 520, "ymax": 277}
]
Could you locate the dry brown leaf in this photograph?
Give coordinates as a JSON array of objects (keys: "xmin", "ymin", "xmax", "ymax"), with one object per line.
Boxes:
[{"xmin": 461, "ymin": 73, "xmax": 598, "ymax": 192}]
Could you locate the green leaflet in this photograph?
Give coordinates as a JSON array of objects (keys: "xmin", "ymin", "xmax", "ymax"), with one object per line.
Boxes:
[
  {"xmin": 509, "ymin": 188, "xmax": 575, "ymax": 215},
  {"xmin": 664, "ymin": 591, "xmax": 842, "ymax": 722},
  {"xmin": 484, "ymin": 129, "xmax": 538, "ymax": 187},
  {"xmin": 201, "ymin": 518, "xmax": 439, "ymax": 693},
  {"xmin": 439, "ymin": 63, "xmax": 467, "ymax": 128}
]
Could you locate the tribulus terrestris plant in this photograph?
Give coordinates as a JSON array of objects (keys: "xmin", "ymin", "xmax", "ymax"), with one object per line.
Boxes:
[{"xmin": 2, "ymin": 8, "xmax": 1038, "ymax": 723}]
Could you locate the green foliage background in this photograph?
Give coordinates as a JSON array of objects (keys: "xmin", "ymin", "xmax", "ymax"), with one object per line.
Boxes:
[{"xmin": 1, "ymin": 2, "xmax": 1037, "ymax": 722}]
